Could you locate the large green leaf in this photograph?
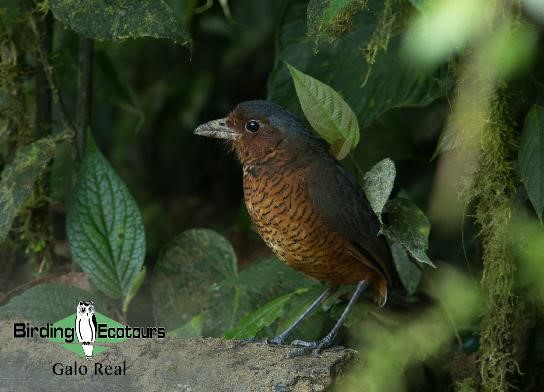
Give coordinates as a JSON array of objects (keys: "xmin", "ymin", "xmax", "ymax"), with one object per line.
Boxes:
[
  {"xmin": 0, "ymin": 283, "xmax": 102, "ymax": 324},
  {"xmin": 0, "ymin": 137, "xmax": 56, "ymax": 242},
  {"xmin": 66, "ymin": 137, "xmax": 146, "ymax": 299},
  {"xmin": 362, "ymin": 158, "xmax": 396, "ymax": 222},
  {"xmin": 383, "ymin": 197, "xmax": 435, "ymax": 267},
  {"xmin": 389, "ymin": 241, "xmax": 422, "ymax": 295},
  {"xmin": 268, "ymin": 0, "xmax": 448, "ymax": 131},
  {"xmin": 519, "ymin": 104, "xmax": 544, "ymax": 220},
  {"xmin": 224, "ymin": 288, "xmax": 307, "ymax": 339},
  {"xmin": 236, "ymin": 256, "xmax": 315, "ymax": 302},
  {"xmin": 151, "ymin": 229, "xmax": 238, "ymax": 335},
  {"xmin": 286, "ymin": 62, "xmax": 360, "ymax": 159},
  {"xmin": 152, "ymin": 234, "xmax": 316, "ymax": 337},
  {"xmin": 49, "ymin": 0, "xmax": 191, "ymax": 48}
]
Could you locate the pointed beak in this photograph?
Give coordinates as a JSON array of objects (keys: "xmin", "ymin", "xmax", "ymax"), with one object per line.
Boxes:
[{"xmin": 194, "ymin": 118, "xmax": 239, "ymax": 141}]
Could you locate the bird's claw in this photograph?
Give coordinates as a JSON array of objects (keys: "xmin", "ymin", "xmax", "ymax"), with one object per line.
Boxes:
[
  {"xmin": 235, "ymin": 335, "xmax": 289, "ymax": 349},
  {"xmin": 266, "ymin": 336, "xmax": 287, "ymax": 345},
  {"xmin": 286, "ymin": 337, "xmax": 333, "ymax": 357},
  {"xmin": 290, "ymin": 339, "xmax": 317, "ymax": 348}
]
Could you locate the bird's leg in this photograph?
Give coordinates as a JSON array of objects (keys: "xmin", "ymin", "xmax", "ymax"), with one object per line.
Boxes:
[
  {"xmin": 288, "ymin": 280, "xmax": 369, "ymax": 357},
  {"xmin": 267, "ymin": 285, "xmax": 338, "ymax": 345}
]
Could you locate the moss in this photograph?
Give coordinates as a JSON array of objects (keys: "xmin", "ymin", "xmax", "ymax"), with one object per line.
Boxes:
[
  {"xmin": 359, "ymin": 0, "xmax": 411, "ymax": 85},
  {"xmin": 464, "ymin": 88, "xmax": 520, "ymax": 392},
  {"xmin": 307, "ymin": 0, "xmax": 367, "ymax": 49},
  {"xmin": 455, "ymin": 378, "xmax": 479, "ymax": 392},
  {"xmin": 325, "ymin": 0, "xmax": 367, "ymax": 41},
  {"xmin": 361, "ymin": 0, "xmax": 410, "ymax": 67}
]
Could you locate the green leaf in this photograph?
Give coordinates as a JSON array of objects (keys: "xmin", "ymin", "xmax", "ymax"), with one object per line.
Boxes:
[
  {"xmin": 362, "ymin": 158, "xmax": 396, "ymax": 222},
  {"xmin": 0, "ymin": 137, "xmax": 56, "ymax": 243},
  {"xmin": 122, "ymin": 266, "xmax": 146, "ymax": 314},
  {"xmin": 286, "ymin": 62, "xmax": 360, "ymax": 159},
  {"xmin": 224, "ymin": 289, "xmax": 307, "ymax": 340},
  {"xmin": 151, "ymin": 228, "xmax": 238, "ymax": 335},
  {"xmin": 236, "ymin": 257, "xmax": 315, "ymax": 302},
  {"xmin": 389, "ymin": 241, "xmax": 422, "ymax": 295},
  {"xmin": 0, "ymin": 283, "xmax": 102, "ymax": 324},
  {"xmin": 519, "ymin": 104, "xmax": 544, "ymax": 220},
  {"xmin": 49, "ymin": 0, "xmax": 191, "ymax": 48},
  {"xmin": 168, "ymin": 314, "xmax": 203, "ymax": 338},
  {"xmin": 383, "ymin": 197, "xmax": 435, "ymax": 267},
  {"xmin": 431, "ymin": 124, "xmax": 458, "ymax": 159},
  {"xmin": 269, "ymin": 0, "xmax": 448, "ymax": 130},
  {"xmin": 66, "ymin": 137, "xmax": 146, "ymax": 299}
]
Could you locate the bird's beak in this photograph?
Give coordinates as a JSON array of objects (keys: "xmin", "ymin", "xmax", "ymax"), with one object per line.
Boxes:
[{"xmin": 194, "ymin": 118, "xmax": 239, "ymax": 141}]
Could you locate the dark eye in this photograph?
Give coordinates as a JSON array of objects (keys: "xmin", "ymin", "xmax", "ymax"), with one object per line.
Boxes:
[{"xmin": 245, "ymin": 120, "xmax": 260, "ymax": 133}]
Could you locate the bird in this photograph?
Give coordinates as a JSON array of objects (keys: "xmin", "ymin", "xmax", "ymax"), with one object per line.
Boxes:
[{"xmin": 194, "ymin": 100, "xmax": 393, "ymax": 356}]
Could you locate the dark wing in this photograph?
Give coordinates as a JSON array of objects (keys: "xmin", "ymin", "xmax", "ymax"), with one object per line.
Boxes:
[
  {"xmin": 92, "ymin": 314, "xmax": 97, "ymax": 330},
  {"xmin": 306, "ymin": 154, "xmax": 394, "ymax": 285}
]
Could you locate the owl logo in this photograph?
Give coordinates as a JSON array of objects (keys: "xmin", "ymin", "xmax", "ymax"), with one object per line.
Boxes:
[{"xmin": 75, "ymin": 300, "xmax": 97, "ymax": 360}]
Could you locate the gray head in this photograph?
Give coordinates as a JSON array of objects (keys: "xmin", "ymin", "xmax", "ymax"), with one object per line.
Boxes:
[{"xmin": 194, "ymin": 100, "xmax": 324, "ymax": 164}]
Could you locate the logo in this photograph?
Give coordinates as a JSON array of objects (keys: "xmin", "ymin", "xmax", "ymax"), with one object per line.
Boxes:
[
  {"xmin": 13, "ymin": 299, "xmax": 166, "ymax": 370},
  {"xmin": 76, "ymin": 300, "xmax": 97, "ymax": 359}
]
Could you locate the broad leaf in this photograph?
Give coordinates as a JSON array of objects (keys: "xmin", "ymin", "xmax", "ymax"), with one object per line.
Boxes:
[
  {"xmin": 286, "ymin": 62, "xmax": 359, "ymax": 159},
  {"xmin": 0, "ymin": 283, "xmax": 102, "ymax": 324},
  {"xmin": 390, "ymin": 241, "xmax": 422, "ymax": 295},
  {"xmin": 383, "ymin": 197, "xmax": 435, "ymax": 267},
  {"xmin": 66, "ymin": 137, "xmax": 146, "ymax": 299},
  {"xmin": 49, "ymin": 0, "xmax": 191, "ymax": 48},
  {"xmin": 151, "ymin": 229, "xmax": 238, "ymax": 335},
  {"xmin": 431, "ymin": 124, "xmax": 459, "ymax": 160},
  {"xmin": 362, "ymin": 158, "xmax": 396, "ymax": 222},
  {"xmin": 224, "ymin": 289, "xmax": 307, "ymax": 339},
  {"xmin": 519, "ymin": 104, "xmax": 544, "ymax": 219},
  {"xmin": 236, "ymin": 257, "xmax": 314, "ymax": 302},
  {"xmin": 0, "ymin": 137, "xmax": 56, "ymax": 242},
  {"xmin": 269, "ymin": 0, "xmax": 448, "ymax": 130}
]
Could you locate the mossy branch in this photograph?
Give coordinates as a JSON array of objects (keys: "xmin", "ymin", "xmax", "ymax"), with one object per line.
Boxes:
[{"xmin": 28, "ymin": 9, "xmax": 77, "ymax": 140}]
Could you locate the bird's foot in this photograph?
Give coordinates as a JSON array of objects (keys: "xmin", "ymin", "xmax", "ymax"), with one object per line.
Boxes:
[
  {"xmin": 287, "ymin": 336, "xmax": 334, "ymax": 358},
  {"xmin": 266, "ymin": 333, "xmax": 289, "ymax": 346}
]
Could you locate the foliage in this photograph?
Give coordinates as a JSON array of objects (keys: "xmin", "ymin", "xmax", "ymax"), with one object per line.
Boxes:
[
  {"xmin": 269, "ymin": 0, "xmax": 449, "ymax": 130},
  {"xmin": 66, "ymin": 136, "xmax": 145, "ymax": 300},
  {"xmin": 286, "ymin": 62, "xmax": 359, "ymax": 159},
  {"xmin": 0, "ymin": 0, "xmax": 543, "ymax": 390},
  {"xmin": 152, "ymin": 228, "xmax": 315, "ymax": 336},
  {"xmin": 519, "ymin": 103, "xmax": 544, "ymax": 220},
  {"xmin": 49, "ymin": 0, "xmax": 191, "ymax": 47},
  {"xmin": 0, "ymin": 137, "xmax": 56, "ymax": 242},
  {"xmin": 362, "ymin": 157, "xmax": 395, "ymax": 223},
  {"xmin": 0, "ymin": 283, "xmax": 108, "ymax": 323}
]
